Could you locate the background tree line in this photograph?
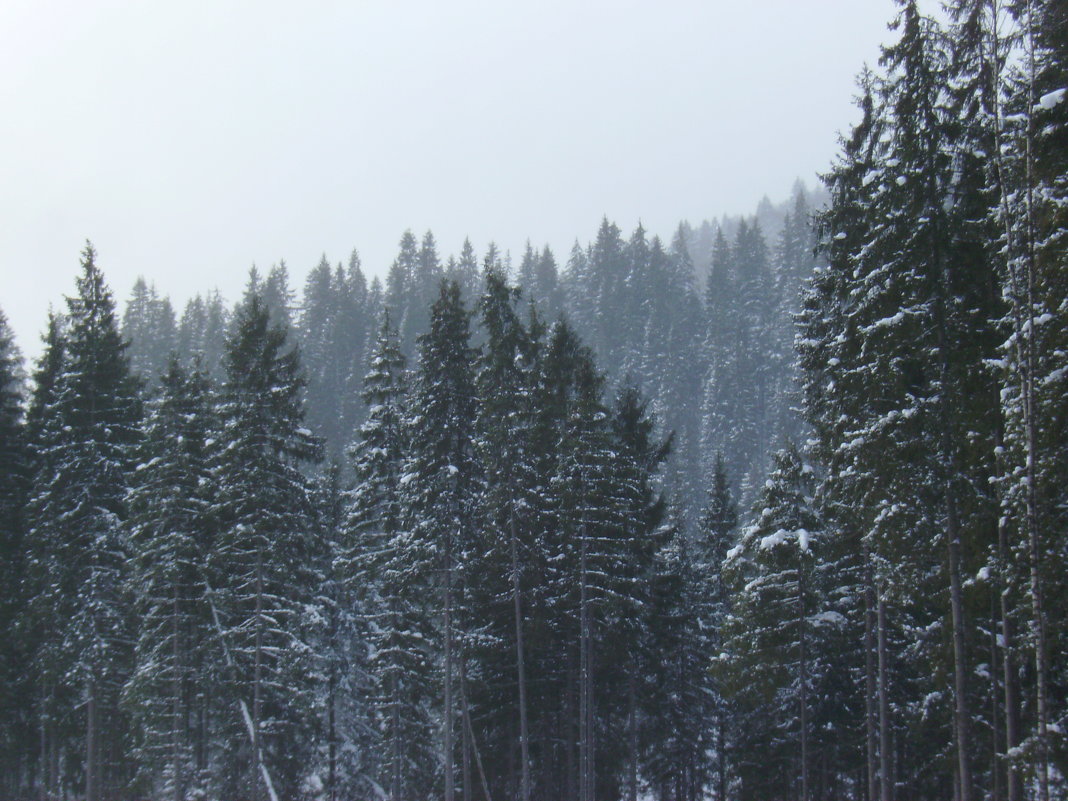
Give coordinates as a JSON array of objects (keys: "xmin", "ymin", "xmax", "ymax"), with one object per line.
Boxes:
[{"xmin": 0, "ymin": 0, "xmax": 1064, "ymax": 799}]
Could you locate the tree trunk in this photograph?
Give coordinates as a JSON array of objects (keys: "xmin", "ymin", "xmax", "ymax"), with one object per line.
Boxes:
[
  {"xmin": 173, "ymin": 586, "xmax": 183, "ymax": 801},
  {"xmin": 254, "ymin": 545, "xmax": 264, "ymax": 801},
  {"xmin": 945, "ymin": 498, "xmax": 974, "ymax": 801},
  {"xmin": 510, "ymin": 513, "xmax": 531, "ymax": 801},
  {"xmin": 445, "ymin": 527, "xmax": 455, "ymax": 801},
  {"xmin": 989, "ymin": 600, "xmax": 1001, "ymax": 801},
  {"xmin": 86, "ymin": 674, "xmax": 97, "ymax": 801},
  {"xmin": 1021, "ymin": 12, "xmax": 1051, "ymax": 797},
  {"xmin": 627, "ymin": 671, "xmax": 638, "ymax": 801},
  {"xmin": 877, "ymin": 590, "xmax": 891, "ymax": 801},
  {"xmin": 459, "ymin": 657, "xmax": 492, "ymax": 801},
  {"xmin": 799, "ymin": 556, "xmax": 809, "ymax": 801},
  {"xmin": 579, "ymin": 529, "xmax": 590, "ymax": 801},
  {"xmin": 864, "ymin": 551, "xmax": 879, "ymax": 801}
]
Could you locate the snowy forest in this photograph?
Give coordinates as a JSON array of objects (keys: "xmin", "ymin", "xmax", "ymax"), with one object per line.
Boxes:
[{"xmin": 0, "ymin": 1, "xmax": 1066, "ymax": 800}]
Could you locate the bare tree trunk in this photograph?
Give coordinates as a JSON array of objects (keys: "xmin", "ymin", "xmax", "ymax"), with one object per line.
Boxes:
[
  {"xmin": 864, "ymin": 552, "xmax": 879, "ymax": 801},
  {"xmin": 1017, "ymin": 6, "xmax": 1052, "ymax": 797},
  {"xmin": 983, "ymin": 5, "xmax": 1029, "ymax": 797},
  {"xmin": 445, "ymin": 528, "xmax": 455, "ymax": 801},
  {"xmin": 946, "ymin": 499, "xmax": 974, "ymax": 801},
  {"xmin": 173, "ymin": 587, "xmax": 183, "ymax": 801},
  {"xmin": 460, "ymin": 654, "xmax": 472, "ymax": 801},
  {"xmin": 327, "ymin": 661, "xmax": 336, "ymax": 801},
  {"xmin": 717, "ymin": 714, "xmax": 726, "ymax": 801},
  {"xmin": 254, "ymin": 545, "xmax": 264, "ymax": 801},
  {"xmin": 86, "ymin": 675, "xmax": 97, "ymax": 801},
  {"xmin": 989, "ymin": 599, "xmax": 1002, "ymax": 801},
  {"xmin": 995, "ymin": 429, "xmax": 1023, "ymax": 801},
  {"xmin": 799, "ymin": 558, "xmax": 809, "ymax": 801},
  {"xmin": 38, "ymin": 687, "xmax": 48, "ymax": 801},
  {"xmin": 510, "ymin": 513, "xmax": 531, "ymax": 801},
  {"xmin": 579, "ymin": 529, "xmax": 590, "ymax": 801},
  {"xmin": 627, "ymin": 671, "xmax": 638, "ymax": 801},
  {"xmin": 1002, "ymin": 4, "xmax": 1051, "ymax": 797},
  {"xmin": 460, "ymin": 671, "xmax": 493, "ymax": 801},
  {"xmin": 877, "ymin": 591, "xmax": 891, "ymax": 801},
  {"xmin": 391, "ymin": 672, "xmax": 401, "ymax": 801}
]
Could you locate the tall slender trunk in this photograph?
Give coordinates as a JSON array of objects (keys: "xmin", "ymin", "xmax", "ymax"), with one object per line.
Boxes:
[
  {"xmin": 173, "ymin": 586, "xmax": 183, "ymax": 801},
  {"xmin": 627, "ymin": 671, "xmax": 637, "ymax": 801},
  {"xmin": 327, "ymin": 658, "xmax": 336, "ymax": 801},
  {"xmin": 1016, "ymin": 5, "xmax": 1050, "ymax": 798},
  {"xmin": 946, "ymin": 498, "xmax": 974, "ymax": 801},
  {"xmin": 510, "ymin": 513, "xmax": 531, "ymax": 801},
  {"xmin": 930, "ymin": 176, "xmax": 973, "ymax": 801},
  {"xmin": 989, "ymin": 599, "xmax": 1002, "ymax": 801},
  {"xmin": 995, "ymin": 429, "xmax": 1023, "ymax": 801},
  {"xmin": 798, "ymin": 556, "xmax": 809, "ymax": 801},
  {"xmin": 391, "ymin": 672, "xmax": 401, "ymax": 801},
  {"xmin": 983, "ymin": 6, "xmax": 1028, "ymax": 798},
  {"xmin": 460, "ymin": 654, "xmax": 472, "ymax": 801},
  {"xmin": 462, "ymin": 701, "xmax": 472, "ymax": 801},
  {"xmin": 579, "ymin": 528, "xmax": 591, "ymax": 801},
  {"xmin": 38, "ymin": 687, "xmax": 48, "ymax": 801},
  {"xmin": 864, "ymin": 551, "xmax": 879, "ymax": 801},
  {"xmin": 86, "ymin": 675, "xmax": 97, "ymax": 801},
  {"xmin": 444, "ymin": 528, "xmax": 455, "ymax": 801},
  {"xmin": 460, "ymin": 663, "xmax": 492, "ymax": 801},
  {"xmin": 254, "ymin": 545, "xmax": 264, "ymax": 801},
  {"xmin": 877, "ymin": 590, "xmax": 891, "ymax": 801},
  {"xmin": 717, "ymin": 713, "xmax": 726, "ymax": 801},
  {"xmin": 995, "ymin": 4, "xmax": 1046, "ymax": 798}
]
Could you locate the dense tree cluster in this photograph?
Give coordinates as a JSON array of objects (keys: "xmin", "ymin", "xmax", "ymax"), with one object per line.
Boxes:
[
  {"xmin": 0, "ymin": 2, "xmax": 1064, "ymax": 800},
  {"xmin": 0, "ymin": 244, "xmax": 735, "ymax": 800},
  {"xmin": 740, "ymin": 1, "xmax": 1067, "ymax": 799}
]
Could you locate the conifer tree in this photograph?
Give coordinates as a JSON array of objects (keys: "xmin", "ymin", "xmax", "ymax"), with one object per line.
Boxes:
[
  {"xmin": 25, "ymin": 244, "xmax": 142, "ymax": 801},
  {"xmin": 346, "ymin": 313, "xmax": 437, "ymax": 800},
  {"xmin": 718, "ymin": 445, "xmax": 829, "ymax": 801},
  {"xmin": 209, "ymin": 287, "xmax": 324, "ymax": 800},
  {"xmin": 404, "ymin": 280, "xmax": 481, "ymax": 801},
  {"xmin": 124, "ymin": 356, "xmax": 216, "ymax": 800},
  {"xmin": 0, "ymin": 307, "xmax": 31, "ymax": 795}
]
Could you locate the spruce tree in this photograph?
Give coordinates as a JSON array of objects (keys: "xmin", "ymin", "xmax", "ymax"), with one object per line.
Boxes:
[
  {"xmin": 403, "ymin": 280, "xmax": 481, "ymax": 801},
  {"xmin": 209, "ymin": 288, "xmax": 324, "ymax": 800},
  {"xmin": 25, "ymin": 244, "xmax": 142, "ymax": 801},
  {"xmin": 345, "ymin": 313, "xmax": 437, "ymax": 799},
  {"xmin": 123, "ymin": 356, "xmax": 216, "ymax": 800},
  {"xmin": 0, "ymin": 307, "xmax": 31, "ymax": 795}
]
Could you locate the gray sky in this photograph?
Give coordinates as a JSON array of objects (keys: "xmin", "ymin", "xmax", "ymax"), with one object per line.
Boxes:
[{"xmin": 1, "ymin": 0, "xmax": 899, "ymax": 359}]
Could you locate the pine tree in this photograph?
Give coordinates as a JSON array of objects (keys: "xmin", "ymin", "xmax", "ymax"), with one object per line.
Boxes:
[
  {"xmin": 404, "ymin": 280, "xmax": 481, "ymax": 801},
  {"xmin": 209, "ymin": 288, "xmax": 324, "ymax": 800},
  {"xmin": 718, "ymin": 445, "xmax": 829, "ymax": 801},
  {"xmin": 25, "ymin": 244, "xmax": 142, "ymax": 801},
  {"xmin": 122, "ymin": 276, "xmax": 178, "ymax": 386},
  {"xmin": 0, "ymin": 306, "xmax": 31, "ymax": 796},
  {"xmin": 123, "ymin": 356, "xmax": 216, "ymax": 800},
  {"xmin": 472, "ymin": 268, "xmax": 539, "ymax": 801},
  {"xmin": 695, "ymin": 454, "xmax": 739, "ymax": 801},
  {"xmin": 345, "ymin": 312, "xmax": 437, "ymax": 800}
]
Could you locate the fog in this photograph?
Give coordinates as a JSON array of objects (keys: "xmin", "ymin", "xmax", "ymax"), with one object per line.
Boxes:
[{"xmin": 1, "ymin": 0, "xmax": 894, "ymax": 357}]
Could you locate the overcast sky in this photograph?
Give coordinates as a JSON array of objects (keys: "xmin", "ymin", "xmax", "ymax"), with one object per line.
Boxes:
[{"xmin": 1, "ymin": 0, "xmax": 901, "ymax": 358}]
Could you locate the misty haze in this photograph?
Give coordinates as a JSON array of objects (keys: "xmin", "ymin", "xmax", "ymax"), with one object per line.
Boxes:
[{"xmin": 0, "ymin": 2, "xmax": 1065, "ymax": 801}]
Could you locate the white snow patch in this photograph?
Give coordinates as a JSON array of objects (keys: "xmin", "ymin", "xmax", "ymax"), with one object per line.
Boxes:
[
  {"xmin": 811, "ymin": 610, "xmax": 845, "ymax": 627},
  {"xmin": 759, "ymin": 529, "xmax": 788, "ymax": 550},
  {"xmin": 1039, "ymin": 87, "xmax": 1066, "ymax": 110}
]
